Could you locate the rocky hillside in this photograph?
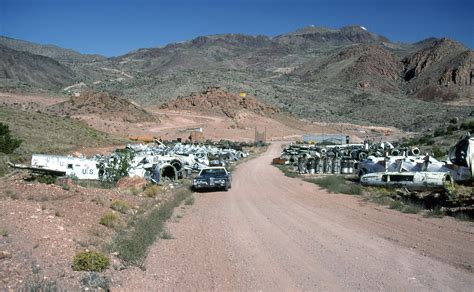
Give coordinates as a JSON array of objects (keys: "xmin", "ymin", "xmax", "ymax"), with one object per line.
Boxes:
[
  {"xmin": 46, "ymin": 91, "xmax": 158, "ymax": 123},
  {"xmin": 402, "ymin": 38, "xmax": 473, "ymax": 101},
  {"xmin": 0, "ymin": 44, "xmax": 77, "ymax": 90},
  {"xmin": 0, "ymin": 36, "xmax": 105, "ymax": 63},
  {"xmin": 162, "ymin": 87, "xmax": 279, "ymax": 119},
  {"xmin": 0, "ymin": 25, "xmax": 472, "ymax": 130}
]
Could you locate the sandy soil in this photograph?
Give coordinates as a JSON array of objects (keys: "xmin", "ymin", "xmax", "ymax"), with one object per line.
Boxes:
[
  {"xmin": 0, "ymin": 173, "xmax": 166, "ymax": 290},
  {"xmin": 116, "ymin": 143, "xmax": 474, "ymax": 291}
]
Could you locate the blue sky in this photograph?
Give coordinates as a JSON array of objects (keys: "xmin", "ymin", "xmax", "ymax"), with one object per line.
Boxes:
[{"xmin": 1, "ymin": 0, "xmax": 472, "ymax": 56}]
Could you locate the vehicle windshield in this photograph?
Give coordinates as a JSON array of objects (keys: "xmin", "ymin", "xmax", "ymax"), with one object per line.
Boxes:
[{"xmin": 200, "ymin": 168, "xmax": 227, "ymax": 176}]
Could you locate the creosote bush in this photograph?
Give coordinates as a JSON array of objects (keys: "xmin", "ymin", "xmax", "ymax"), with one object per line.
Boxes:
[{"xmin": 72, "ymin": 251, "xmax": 109, "ymax": 272}]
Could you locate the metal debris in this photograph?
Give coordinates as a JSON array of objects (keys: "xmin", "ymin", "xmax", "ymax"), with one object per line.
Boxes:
[{"xmin": 9, "ymin": 142, "xmax": 249, "ymax": 184}]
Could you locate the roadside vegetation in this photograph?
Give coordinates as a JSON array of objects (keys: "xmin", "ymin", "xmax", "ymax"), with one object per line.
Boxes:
[
  {"xmin": 398, "ymin": 118, "xmax": 474, "ymax": 159},
  {"xmin": 275, "ymin": 165, "xmax": 473, "ymax": 221},
  {"xmin": 303, "ymin": 176, "xmax": 362, "ymax": 196},
  {"xmin": 107, "ymin": 182, "xmax": 193, "ymax": 268}
]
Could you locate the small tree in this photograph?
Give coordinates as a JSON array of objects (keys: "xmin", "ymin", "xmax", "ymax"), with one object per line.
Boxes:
[
  {"xmin": 103, "ymin": 149, "xmax": 134, "ymax": 182},
  {"xmin": 0, "ymin": 123, "xmax": 22, "ymax": 154}
]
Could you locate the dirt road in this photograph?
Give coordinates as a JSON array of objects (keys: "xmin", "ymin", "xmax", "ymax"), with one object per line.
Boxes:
[{"xmin": 119, "ymin": 143, "xmax": 474, "ymax": 291}]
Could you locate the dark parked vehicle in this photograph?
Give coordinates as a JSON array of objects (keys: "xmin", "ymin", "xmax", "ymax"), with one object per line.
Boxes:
[{"xmin": 193, "ymin": 166, "xmax": 232, "ymax": 191}]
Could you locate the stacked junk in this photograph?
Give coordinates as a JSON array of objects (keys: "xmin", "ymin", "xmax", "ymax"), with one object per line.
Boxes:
[
  {"xmin": 10, "ymin": 141, "xmax": 249, "ymax": 184},
  {"xmin": 277, "ymin": 134, "xmax": 474, "ymax": 192}
]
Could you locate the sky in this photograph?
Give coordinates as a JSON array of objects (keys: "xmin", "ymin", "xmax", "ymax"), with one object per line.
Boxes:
[{"xmin": 1, "ymin": 0, "xmax": 472, "ymax": 56}]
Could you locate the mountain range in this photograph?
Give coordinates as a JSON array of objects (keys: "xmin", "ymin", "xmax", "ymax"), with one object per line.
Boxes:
[{"xmin": 0, "ymin": 25, "xmax": 472, "ymax": 131}]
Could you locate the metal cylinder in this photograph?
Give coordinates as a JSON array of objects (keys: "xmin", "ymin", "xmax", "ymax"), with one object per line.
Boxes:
[{"xmin": 332, "ymin": 158, "xmax": 341, "ymax": 174}]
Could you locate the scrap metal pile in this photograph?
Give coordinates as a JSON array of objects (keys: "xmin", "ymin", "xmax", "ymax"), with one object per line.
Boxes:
[
  {"xmin": 10, "ymin": 141, "xmax": 249, "ymax": 184},
  {"xmin": 278, "ymin": 133, "xmax": 474, "ymax": 191}
]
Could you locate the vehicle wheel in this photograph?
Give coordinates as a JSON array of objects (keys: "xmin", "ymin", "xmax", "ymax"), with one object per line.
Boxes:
[
  {"xmin": 229, "ymin": 183, "xmax": 232, "ymax": 189},
  {"xmin": 224, "ymin": 185, "xmax": 229, "ymax": 192}
]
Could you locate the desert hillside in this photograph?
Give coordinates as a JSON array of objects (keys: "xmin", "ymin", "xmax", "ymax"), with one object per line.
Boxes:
[{"xmin": 1, "ymin": 26, "xmax": 472, "ymax": 131}]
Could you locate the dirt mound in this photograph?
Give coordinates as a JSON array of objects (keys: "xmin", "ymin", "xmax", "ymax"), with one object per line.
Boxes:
[
  {"xmin": 161, "ymin": 87, "xmax": 279, "ymax": 119},
  {"xmin": 46, "ymin": 91, "xmax": 158, "ymax": 123}
]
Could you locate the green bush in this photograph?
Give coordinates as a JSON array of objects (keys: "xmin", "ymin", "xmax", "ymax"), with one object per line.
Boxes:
[
  {"xmin": 0, "ymin": 123, "xmax": 22, "ymax": 154},
  {"xmin": 72, "ymin": 251, "xmax": 109, "ymax": 272},
  {"xmin": 432, "ymin": 146, "xmax": 447, "ymax": 159},
  {"xmin": 459, "ymin": 120, "xmax": 474, "ymax": 132},
  {"xmin": 103, "ymin": 149, "xmax": 134, "ymax": 182},
  {"xmin": 110, "ymin": 200, "xmax": 130, "ymax": 214},
  {"xmin": 433, "ymin": 127, "xmax": 446, "ymax": 137},
  {"xmin": 37, "ymin": 175, "xmax": 57, "ymax": 185}
]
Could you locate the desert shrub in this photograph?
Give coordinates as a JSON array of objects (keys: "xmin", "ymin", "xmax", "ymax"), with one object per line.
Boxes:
[
  {"xmin": 389, "ymin": 200, "xmax": 404, "ymax": 210},
  {"xmin": 276, "ymin": 165, "xmax": 298, "ymax": 178},
  {"xmin": 433, "ymin": 127, "xmax": 446, "ymax": 137},
  {"xmin": 37, "ymin": 174, "xmax": 57, "ymax": 185},
  {"xmin": 401, "ymin": 203, "xmax": 422, "ymax": 214},
  {"xmin": 103, "ymin": 149, "xmax": 134, "ymax": 182},
  {"xmin": 160, "ymin": 229, "xmax": 173, "ymax": 239},
  {"xmin": 459, "ymin": 120, "xmax": 474, "ymax": 132},
  {"xmin": 110, "ymin": 200, "xmax": 130, "ymax": 214},
  {"xmin": 72, "ymin": 251, "xmax": 109, "ymax": 272},
  {"xmin": 0, "ymin": 123, "xmax": 22, "ymax": 154},
  {"xmin": 417, "ymin": 134, "xmax": 434, "ymax": 145},
  {"xmin": 99, "ymin": 212, "xmax": 124, "ymax": 230},
  {"xmin": 144, "ymin": 184, "xmax": 162, "ymax": 198},
  {"xmin": 77, "ymin": 180, "xmax": 115, "ymax": 189},
  {"xmin": 389, "ymin": 199, "xmax": 421, "ymax": 214},
  {"xmin": 184, "ymin": 196, "xmax": 195, "ymax": 205},
  {"xmin": 424, "ymin": 208, "xmax": 445, "ymax": 218},
  {"xmin": 446, "ymin": 124, "xmax": 458, "ymax": 135},
  {"xmin": 129, "ymin": 187, "xmax": 140, "ymax": 196},
  {"xmin": 304, "ymin": 176, "xmax": 362, "ymax": 195},
  {"xmin": 432, "ymin": 146, "xmax": 447, "ymax": 159},
  {"xmin": 0, "ymin": 228, "xmax": 8, "ymax": 237}
]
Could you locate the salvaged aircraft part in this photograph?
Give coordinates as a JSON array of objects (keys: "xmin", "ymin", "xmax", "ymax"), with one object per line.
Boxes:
[
  {"xmin": 9, "ymin": 154, "xmax": 101, "ymax": 180},
  {"xmin": 12, "ymin": 141, "xmax": 249, "ymax": 185},
  {"xmin": 360, "ymin": 171, "xmax": 454, "ymax": 191},
  {"xmin": 358, "ymin": 154, "xmax": 471, "ymax": 182},
  {"xmin": 150, "ymin": 163, "xmax": 178, "ymax": 184},
  {"xmin": 449, "ymin": 132, "xmax": 473, "ymax": 180}
]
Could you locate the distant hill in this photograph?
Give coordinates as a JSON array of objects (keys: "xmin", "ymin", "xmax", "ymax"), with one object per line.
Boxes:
[
  {"xmin": 46, "ymin": 91, "xmax": 158, "ymax": 123},
  {"xmin": 402, "ymin": 38, "xmax": 473, "ymax": 101},
  {"xmin": 0, "ymin": 44, "xmax": 77, "ymax": 89},
  {"xmin": 0, "ymin": 36, "xmax": 105, "ymax": 63},
  {"xmin": 0, "ymin": 25, "xmax": 472, "ymax": 131}
]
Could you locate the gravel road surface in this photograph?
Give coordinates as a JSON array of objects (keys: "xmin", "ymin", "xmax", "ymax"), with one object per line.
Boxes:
[{"xmin": 120, "ymin": 143, "xmax": 474, "ymax": 291}]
